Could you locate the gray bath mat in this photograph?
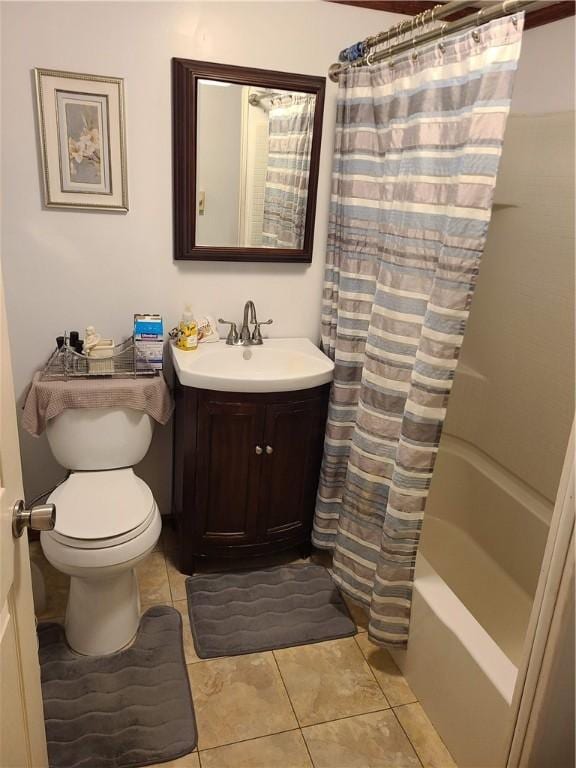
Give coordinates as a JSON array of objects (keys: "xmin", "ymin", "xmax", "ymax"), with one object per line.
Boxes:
[
  {"xmin": 38, "ymin": 605, "xmax": 197, "ymax": 768},
  {"xmin": 186, "ymin": 562, "xmax": 356, "ymax": 658}
]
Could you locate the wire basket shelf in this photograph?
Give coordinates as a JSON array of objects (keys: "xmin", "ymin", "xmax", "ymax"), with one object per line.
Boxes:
[{"xmin": 40, "ymin": 337, "xmax": 158, "ymax": 381}]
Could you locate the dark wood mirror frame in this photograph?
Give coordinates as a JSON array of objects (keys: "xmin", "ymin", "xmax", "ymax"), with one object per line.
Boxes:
[{"xmin": 172, "ymin": 58, "xmax": 326, "ymax": 263}]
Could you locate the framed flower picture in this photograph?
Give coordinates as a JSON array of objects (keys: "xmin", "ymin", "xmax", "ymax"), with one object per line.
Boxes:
[{"xmin": 34, "ymin": 68, "xmax": 128, "ymax": 211}]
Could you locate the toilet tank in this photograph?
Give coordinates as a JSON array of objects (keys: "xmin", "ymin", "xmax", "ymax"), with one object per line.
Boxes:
[{"xmin": 46, "ymin": 407, "xmax": 154, "ymax": 470}]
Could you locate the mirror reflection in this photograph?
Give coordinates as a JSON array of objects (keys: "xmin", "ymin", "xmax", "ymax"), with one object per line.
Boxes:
[{"xmin": 196, "ymin": 80, "xmax": 316, "ymax": 249}]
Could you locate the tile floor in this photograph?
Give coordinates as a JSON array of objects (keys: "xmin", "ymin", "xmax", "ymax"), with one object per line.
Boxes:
[{"xmin": 30, "ymin": 521, "xmax": 457, "ymax": 768}]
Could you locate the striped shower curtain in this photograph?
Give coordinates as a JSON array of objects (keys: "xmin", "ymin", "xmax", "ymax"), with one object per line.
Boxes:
[
  {"xmin": 262, "ymin": 94, "xmax": 315, "ymax": 248},
  {"xmin": 313, "ymin": 14, "xmax": 524, "ymax": 647}
]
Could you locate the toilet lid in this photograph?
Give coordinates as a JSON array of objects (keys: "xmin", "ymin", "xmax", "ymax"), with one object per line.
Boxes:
[{"xmin": 48, "ymin": 469, "xmax": 156, "ymax": 545}]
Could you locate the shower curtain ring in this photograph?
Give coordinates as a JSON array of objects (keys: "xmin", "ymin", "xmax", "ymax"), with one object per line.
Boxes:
[
  {"xmin": 422, "ymin": 8, "xmax": 432, "ymax": 36},
  {"xmin": 417, "ymin": 11, "xmax": 428, "ymax": 48},
  {"xmin": 410, "ymin": 17, "xmax": 419, "ymax": 61},
  {"xmin": 388, "ymin": 27, "xmax": 397, "ymax": 68},
  {"xmin": 501, "ymin": 0, "xmax": 518, "ymax": 26},
  {"xmin": 438, "ymin": 21, "xmax": 447, "ymax": 53},
  {"xmin": 472, "ymin": 8, "xmax": 485, "ymax": 42}
]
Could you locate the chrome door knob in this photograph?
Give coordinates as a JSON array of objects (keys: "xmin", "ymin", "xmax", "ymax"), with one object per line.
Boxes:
[
  {"xmin": 265, "ymin": 445, "xmax": 274, "ymax": 455},
  {"xmin": 255, "ymin": 445, "xmax": 263, "ymax": 455},
  {"xmin": 12, "ymin": 499, "xmax": 56, "ymax": 538}
]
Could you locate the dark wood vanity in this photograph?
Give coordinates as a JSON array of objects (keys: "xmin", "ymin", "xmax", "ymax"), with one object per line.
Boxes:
[{"xmin": 172, "ymin": 380, "xmax": 329, "ymax": 573}]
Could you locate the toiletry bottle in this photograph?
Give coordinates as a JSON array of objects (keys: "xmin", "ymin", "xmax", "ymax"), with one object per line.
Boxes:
[{"xmin": 177, "ymin": 305, "xmax": 198, "ymax": 351}]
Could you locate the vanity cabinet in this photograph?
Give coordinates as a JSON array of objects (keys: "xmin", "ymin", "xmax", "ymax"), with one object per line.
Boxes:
[{"xmin": 173, "ymin": 380, "xmax": 329, "ymax": 573}]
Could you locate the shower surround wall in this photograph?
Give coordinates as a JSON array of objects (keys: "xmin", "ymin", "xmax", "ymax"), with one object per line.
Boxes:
[
  {"xmin": 445, "ymin": 110, "xmax": 575, "ymax": 502},
  {"xmin": 0, "ymin": 1, "xmax": 406, "ymax": 510}
]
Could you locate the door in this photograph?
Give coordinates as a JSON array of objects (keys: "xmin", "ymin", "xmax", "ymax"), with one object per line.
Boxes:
[
  {"xmin": 259, "ymin": 395, "xmax": 326, "ymax": 541},
  {"xmin": 195, "ymin": 393, "xmax": 264, "ymax": 546},
  {"xmin": 0, "ymin": 269, "xmax": 48, "ymax": 767}
]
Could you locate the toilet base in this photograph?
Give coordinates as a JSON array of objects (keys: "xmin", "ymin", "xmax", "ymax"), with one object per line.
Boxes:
[{"xmin": 65, "ymin": 568, "xmax": 141, "ymax": 655}]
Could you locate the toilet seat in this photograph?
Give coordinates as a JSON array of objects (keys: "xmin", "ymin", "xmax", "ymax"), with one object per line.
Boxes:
[
  {"xmin": 41, "ymin": 500, "xmax": 161, "ymax": 572},
  {"xmin": 47, "ymin": 468, "xmax": 155, "ymax": 548},
  {"xmin": 49, "ymin": 505, "xmax": 157, "ymax": 549}
]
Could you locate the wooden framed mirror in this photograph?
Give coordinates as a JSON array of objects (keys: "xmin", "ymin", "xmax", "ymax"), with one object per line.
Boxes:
[{"xmin": 172, "ymin": 59, "xmax": 325, "ymax": 263}]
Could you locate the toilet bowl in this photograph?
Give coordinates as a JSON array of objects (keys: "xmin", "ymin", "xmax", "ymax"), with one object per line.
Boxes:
[
  {"xmin": 40, "ymin": 407, "xmax": 161, "ymax": 655},
  {"xmin": 41, "ymin": 468, "xmax": 161, "ymax": 655}
]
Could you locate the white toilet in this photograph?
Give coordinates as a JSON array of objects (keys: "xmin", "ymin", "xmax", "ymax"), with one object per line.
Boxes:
[{"xmin": 40, "ymin": 406, "xmax": 161, "ymax": 656}]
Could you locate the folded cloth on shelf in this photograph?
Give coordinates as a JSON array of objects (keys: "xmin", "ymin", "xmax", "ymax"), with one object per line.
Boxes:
[{"xmin": 22, "ymin": 371, "xmax": 174, "ymax": 436}]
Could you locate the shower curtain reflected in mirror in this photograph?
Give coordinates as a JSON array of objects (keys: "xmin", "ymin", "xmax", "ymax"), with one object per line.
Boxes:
[
  {"xmin": 262, "ymin": 94, "xmax": 315, "ymax": 249},
  {"xmin": 312, "ymin": 14, "xmax": 525, "ymax": 648}
]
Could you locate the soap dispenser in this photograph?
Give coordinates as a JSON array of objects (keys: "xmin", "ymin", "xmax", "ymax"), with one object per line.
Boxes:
[{"xmin": 177, "ymin": 305, "xmax": 198, "ymax": 351}]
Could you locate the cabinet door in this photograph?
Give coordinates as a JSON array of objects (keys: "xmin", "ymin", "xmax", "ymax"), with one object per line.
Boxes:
[
  {"xmin": 259, "ymin": 396, "xmax": 327, "ymax": 540},
  {"xmin": 196, "ymin": 395, "xmax": 264, "ymax": 545}
]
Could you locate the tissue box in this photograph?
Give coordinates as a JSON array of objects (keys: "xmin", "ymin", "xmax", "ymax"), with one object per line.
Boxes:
[{"xmin": 134, "ymin": 314, "xmax": 163, "ymax": 371}]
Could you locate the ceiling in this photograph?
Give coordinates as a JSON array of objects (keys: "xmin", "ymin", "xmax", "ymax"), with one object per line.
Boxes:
[{"xmin": 326, "ymin": 1, "xmax": 576, "ymax": 31}]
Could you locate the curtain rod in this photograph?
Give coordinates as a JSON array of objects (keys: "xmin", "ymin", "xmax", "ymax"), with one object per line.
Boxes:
[
  {"xmin": 248, "ymin": 91, "xmax": 284, "ymax": 106},
  {"xmin": 337, "ymin": 0, "xmax": 471, "ymax": 63},
  {"xmin": 248, "ymin": 91, "xmax": 310, "ymax": 108},
  {"xmin": 329, "ymin": 0, "xmax": 553, "ymax": 82}
]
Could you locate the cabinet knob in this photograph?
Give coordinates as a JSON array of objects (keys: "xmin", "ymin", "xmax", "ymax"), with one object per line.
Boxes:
[
  {"xmin": 255, "ymin": 445, "xmax": 263, "ymax": 455},
  {"xmin": 265, "ymin": 445, "xmax": 274, "ymax": 455}
]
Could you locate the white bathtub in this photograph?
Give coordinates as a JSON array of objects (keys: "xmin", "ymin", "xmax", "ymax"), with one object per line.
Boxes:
[{"xmin": 391, "ymin": 434, "xmax": 551, "ymax": 768}]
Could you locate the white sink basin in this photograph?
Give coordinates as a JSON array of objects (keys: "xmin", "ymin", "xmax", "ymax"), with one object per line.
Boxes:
[{"xmin": 171, "ymin": 338, "xmax": 334, "ymax": 393}]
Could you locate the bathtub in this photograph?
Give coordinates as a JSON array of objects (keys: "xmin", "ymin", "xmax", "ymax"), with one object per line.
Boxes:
[{"xmin": 391, "ymin": 434, "xmax": 552, "ymax": 768}]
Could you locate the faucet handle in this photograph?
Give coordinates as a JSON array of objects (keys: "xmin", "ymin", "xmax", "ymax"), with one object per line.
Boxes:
[
  {"xmin": 252, "ymin": 319, "xmax": 273, "ymax": 344},
  {"xmin": 218, "ymin": 319, "xmax": 239, "ymax": 345}
]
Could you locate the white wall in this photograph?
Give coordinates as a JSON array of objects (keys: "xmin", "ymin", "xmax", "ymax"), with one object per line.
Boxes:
[{"xmin": 0, "ymin": 0, "xmax": 405, "ymax": 510}]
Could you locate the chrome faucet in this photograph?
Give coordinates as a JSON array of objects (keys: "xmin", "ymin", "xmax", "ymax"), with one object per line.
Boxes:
[
  {"xmin": 219, "ymin": 301, "xmax": 273, "ymax": 346},
  {"xmin": 240, "ymin": 300, "xmax": 257, "ymax": 344}
]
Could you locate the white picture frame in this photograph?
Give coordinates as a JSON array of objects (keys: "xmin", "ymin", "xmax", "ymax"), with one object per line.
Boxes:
[{"xmin": 34, "ymin": 68, "xmax": 128, "ymax": 211}]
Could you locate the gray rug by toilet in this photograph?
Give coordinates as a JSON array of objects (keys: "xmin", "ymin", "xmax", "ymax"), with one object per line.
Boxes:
[
  {"xmin": 38, "ymin": 605, "xmax": 197, "ymax": 768},
  {"xmin": 186, "ymin": 562, "xmax": 356, "ymax": 658}
]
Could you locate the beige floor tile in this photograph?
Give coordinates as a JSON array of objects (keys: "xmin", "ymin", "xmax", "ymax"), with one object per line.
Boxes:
[
  {"xmin": 303, "ymin": 710, "xmax": 420, "ymax": 768},
  {"xmin": 30, "ymin": 543, "xmax": 70, "ymax": 620},
  {"xmin": 172, "ymin": 599, "xmax": 202, "ymax": 664},
  {"xmin": 187, "ymin": 652, "xmax": 297, "ymax": 750},
  {"xmin": 137, "ymin": 551, "xmax": 171, "ymax": 606},
  {"xmin": 355, "ymin": 634, "xmax": 417, "ymax": 707},
  {"xmin": 343, "ymin": 595, "xmax": 369, "ymax": 633},
  {"xmin": 200, "ymin": 730, "xmax": 313, "ymax": 768},
  {"xmin": 302, "ymin": 709, "xmax": 420, "ymax": 768},
  {"xmin": 148, "ymin": 752, "xmax": 200, "ymax": 768},
  {"xmin": 395, "ymin": 702, "xmax": 457, "ymax": 768},
  {"xmin": 274, "ymin": 637, "xmax": 388, "ymax": 726}
]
